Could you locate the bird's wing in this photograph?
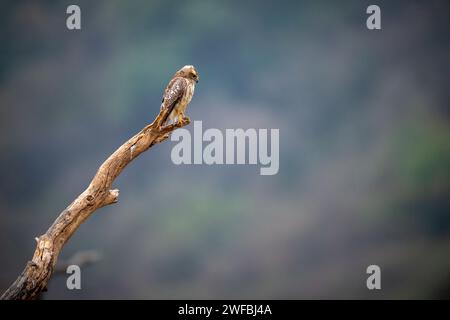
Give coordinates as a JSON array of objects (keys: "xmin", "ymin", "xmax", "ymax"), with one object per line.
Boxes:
[{"xmin": 161, "ymin": 77, "xmax": 187, "ymax": 123}]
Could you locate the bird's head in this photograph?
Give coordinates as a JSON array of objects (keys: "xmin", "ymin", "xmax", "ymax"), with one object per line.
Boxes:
[{"xmin": 175, "ymin": 65, "xmax": 199, "ymax": 83}]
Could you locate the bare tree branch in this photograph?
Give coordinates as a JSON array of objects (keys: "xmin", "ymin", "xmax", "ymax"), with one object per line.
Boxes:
[{"xmin": 0, "ymin": 107, "xmax": 190, "ymax": 300}]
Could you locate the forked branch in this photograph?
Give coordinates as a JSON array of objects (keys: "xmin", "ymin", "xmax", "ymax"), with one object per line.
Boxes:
[{"xmin": 0, "ymin": 107, "xmax": 190, "ymax": 300}]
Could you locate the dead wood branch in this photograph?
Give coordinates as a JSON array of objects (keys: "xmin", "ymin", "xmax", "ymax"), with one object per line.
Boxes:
[{"xmin": 0, "ymin": 107, "xmax": 190, "ymax": 300}]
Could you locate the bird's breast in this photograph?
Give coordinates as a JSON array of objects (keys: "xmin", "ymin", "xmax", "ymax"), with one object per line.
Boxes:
[{"xmin": 179, "ymin": 82, "xmax": 195, "ymax": 111}]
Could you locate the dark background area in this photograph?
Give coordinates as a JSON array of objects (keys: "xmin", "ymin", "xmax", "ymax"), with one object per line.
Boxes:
[{"xmin": 0, "ymin": 0, "xmax": 449, "ymax": 299}]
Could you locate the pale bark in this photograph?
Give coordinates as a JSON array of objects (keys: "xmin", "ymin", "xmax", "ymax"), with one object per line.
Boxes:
[{"xmin": 1, "ymin": 107, "xmax": 190, "ymax": 300}]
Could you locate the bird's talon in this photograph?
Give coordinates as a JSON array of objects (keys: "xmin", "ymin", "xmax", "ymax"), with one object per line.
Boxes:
[{"xmin": 181, "ymin": 116, "xmax": 190, "ymax": 123}]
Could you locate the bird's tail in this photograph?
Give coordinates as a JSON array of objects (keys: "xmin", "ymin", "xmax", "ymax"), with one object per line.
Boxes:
[{"xmin": 161, "ymin": 108, "xmax": 170, "ymax": 125}]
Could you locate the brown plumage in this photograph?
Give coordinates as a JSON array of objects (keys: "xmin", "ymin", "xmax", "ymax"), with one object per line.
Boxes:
[{"xmin": 160, "ymin": 65, "xmax": 199, "ymax": 124}]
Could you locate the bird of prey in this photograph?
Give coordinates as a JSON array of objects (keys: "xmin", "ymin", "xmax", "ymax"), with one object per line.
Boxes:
[{"xmin": 160, "ymin": 65, "xmax": 199, "ymax": 125}]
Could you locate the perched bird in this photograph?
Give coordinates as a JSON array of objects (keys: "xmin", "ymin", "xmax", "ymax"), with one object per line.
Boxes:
[{"xmin": 160, "ymin": 65, "xmax": 199, "ymax": 125}]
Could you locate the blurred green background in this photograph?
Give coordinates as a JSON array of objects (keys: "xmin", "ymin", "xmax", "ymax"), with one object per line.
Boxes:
[{"xmin": 1, "ymin": 0, "xmax": 449, "ymax": 299}]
